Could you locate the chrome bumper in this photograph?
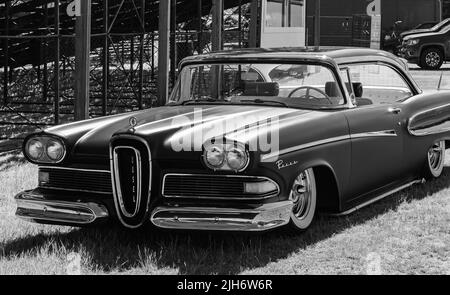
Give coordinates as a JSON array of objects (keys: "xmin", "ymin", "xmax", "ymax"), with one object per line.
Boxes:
[
  {"xmin": 15, "ymin": 190, "xmax": 293, "ymax": 231},
  {"xmin": 15, "ymin": 191, "xmax": 109, "ymax": 225},
  {"xmin": 150, "ymin": 201, "xmax": 293, "ymax": 231}
]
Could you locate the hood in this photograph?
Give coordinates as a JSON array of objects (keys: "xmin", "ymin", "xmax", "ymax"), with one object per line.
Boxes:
[
  {"xmin": 403, "ymin": 30, "xmax": 442, "ymax": 40},
  {"xmin": 45, "ymin": 105, "xmax": 328, "ymax": 161},
  {"xmin": 401, "ymin": 28, "xmax": 433, "ymax": 38}
]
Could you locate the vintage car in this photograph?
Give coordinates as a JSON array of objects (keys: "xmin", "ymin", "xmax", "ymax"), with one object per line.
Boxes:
[{"xmin": 15, "ymin": 48, "xmax": 450, "ymax": 232}]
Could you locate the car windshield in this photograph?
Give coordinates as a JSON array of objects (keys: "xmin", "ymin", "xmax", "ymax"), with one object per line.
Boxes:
[{"xmin": 168, "ymin": 63, "xmax": 346, "ymax": 109}]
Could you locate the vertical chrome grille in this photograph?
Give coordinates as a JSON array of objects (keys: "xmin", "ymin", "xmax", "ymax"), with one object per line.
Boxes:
[
  {"xmin": 113, "ymin": 146, "xmax": 142, "ymax": 218},
  {"xmin": 110, "ymin": 136, "xmax": 152, "ymax": 228}
]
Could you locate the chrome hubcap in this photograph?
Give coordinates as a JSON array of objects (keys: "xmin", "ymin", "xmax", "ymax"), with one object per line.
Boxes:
[
  {"xmin": 428, "ymin": 142, "xmax": 445, "ymax": 172},
  {"xmin": 426, "ymin": 52, "xmax": 440, "ymax": 67},
  {"xmin": 291, "ymin": 171, "xmax": 313, "ymax": 220}
]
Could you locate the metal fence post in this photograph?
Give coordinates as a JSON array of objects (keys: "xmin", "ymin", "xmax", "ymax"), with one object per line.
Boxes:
[{"xmin": 75, "ymin": 0, "xmax": 92, "ymax": 121}]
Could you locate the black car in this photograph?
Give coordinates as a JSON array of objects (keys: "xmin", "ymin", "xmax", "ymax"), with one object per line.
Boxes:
[
  {"xmin": 13, "ymin": 48, "xmax": 450, "ymax": 232},
  {"xmin": 400, "ymin": 18, "xmax": 450, "ymax": 40},
  {"xmin": 383, "ymin": 20, "xmax": 444, "ymax": 55},
  {"xmin": 399, "ymin": 25, "xmax": 450, "ymax": 69}
]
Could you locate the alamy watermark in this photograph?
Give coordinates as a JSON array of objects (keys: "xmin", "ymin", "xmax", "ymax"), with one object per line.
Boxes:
[{"xmin": 168, "ymin": 108, "xmax": 280, "ymax": 160}]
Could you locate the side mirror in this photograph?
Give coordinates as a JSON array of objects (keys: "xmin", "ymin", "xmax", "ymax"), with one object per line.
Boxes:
[{"xmin": 352, "ymin": 83, "xmax": 364, "ymax": 98}]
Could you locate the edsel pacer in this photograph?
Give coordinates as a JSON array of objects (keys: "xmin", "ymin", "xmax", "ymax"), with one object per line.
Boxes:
[{"xmin": 15, "ymin": 48, "xmax": 450, "ymax": 232}]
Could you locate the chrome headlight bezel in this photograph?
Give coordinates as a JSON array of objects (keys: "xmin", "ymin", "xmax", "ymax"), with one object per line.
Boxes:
[
  {"xmin": 24, "ymin": 135, "xmax": 67, "ymax": 164},
  {"xmin": 25, "ymin": 138, "xmax": 45, "ymax": 161},
  {"xmin": 203, "ymin": 141, "xmax": 250, "ymax": 172}
]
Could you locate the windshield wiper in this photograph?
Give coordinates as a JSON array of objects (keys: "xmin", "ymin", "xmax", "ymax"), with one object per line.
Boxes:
[
  {"xmin": 239, "ymin": 99, "xmax": 289, "ymax": 107},
  {"xmin": 181, "ymin": 98, "xmax": 226, "ymax": 105}
]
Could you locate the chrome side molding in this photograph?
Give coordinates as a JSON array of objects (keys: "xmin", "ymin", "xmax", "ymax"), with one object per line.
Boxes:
[
  {"xmin": 15, "ymin": 191, "xmax": 109, "ymax": 225},
  {"xmin": 150, "ymin": 201, "xmax": 293, "ymax": 231}
]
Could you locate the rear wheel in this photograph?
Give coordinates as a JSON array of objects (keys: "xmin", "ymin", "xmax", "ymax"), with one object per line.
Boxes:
[
  {"xmin": 424, "ymin": 141, "xmax": 446, "ymax": 179},
  {"xmin": 289, "ymin": 168, "xmax": 317, "ymax": 231},
  {"xmin": 420, "ymin": 47, "xmax": 444, "ymax": 70}
]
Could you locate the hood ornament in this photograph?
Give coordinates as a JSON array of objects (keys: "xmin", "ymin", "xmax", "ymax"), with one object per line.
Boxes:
[{"xmin": 129, "ymin": 117, "xmax": 138, "ymax": 133}]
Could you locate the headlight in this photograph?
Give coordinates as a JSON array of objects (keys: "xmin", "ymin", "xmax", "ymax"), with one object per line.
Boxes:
[
  {"xmin": 46, "ymin": 139, "xmax": 65, "ymax": 161},
  {"xmin": 26, "ymin": 139, "xmax": 44, "ymax": 161},
  {"xmin": 203, "ymin": 141, "xmax": 249, "ymax": 172},
  {"xmin": 226, "ymin": 147, "xmax": 249, "ymax": 171},
  {"xmin": 406, "ymin": 39, "xmax": 419, "ymax": 46},
  {"xmin": 204, "ymin": 145, "xmax": 225, "ymax": 169},
  {"xmin": 24, "ymin": 135, "xmax": 66, "ymax": 163}
]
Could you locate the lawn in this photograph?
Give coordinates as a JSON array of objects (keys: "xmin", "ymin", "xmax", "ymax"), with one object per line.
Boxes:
[{"xmin": 0, "ymin": 150, "xmax": 449, "ymax": 275}]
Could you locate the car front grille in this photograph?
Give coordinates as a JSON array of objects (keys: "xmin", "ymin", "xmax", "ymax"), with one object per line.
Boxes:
[
  {"xmin": 162, "ymin": 174, "xmax": 279, "ymax": 200},
  {"xmin": 39, "ymin": 167, "xmax": 112, "ymax": 194},
  {"xmin": 110, "ymin": 136, "xmax": 152, "ymax": 227}
]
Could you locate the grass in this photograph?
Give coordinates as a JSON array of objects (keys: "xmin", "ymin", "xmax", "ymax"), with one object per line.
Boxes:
[{"xmin": 0, "ymin": 150, "xmax": 449, "ymax": 275}]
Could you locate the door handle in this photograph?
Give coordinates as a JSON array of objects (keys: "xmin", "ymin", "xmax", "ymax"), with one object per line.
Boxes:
[{"xmin": 388, "ymin": 107, "xmax": 402, "ymax": 114}]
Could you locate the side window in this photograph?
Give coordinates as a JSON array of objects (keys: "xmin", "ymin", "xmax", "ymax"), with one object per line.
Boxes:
[{"xmin": 347, "ymin": 64, "xmax": 414, "ymax": 105}]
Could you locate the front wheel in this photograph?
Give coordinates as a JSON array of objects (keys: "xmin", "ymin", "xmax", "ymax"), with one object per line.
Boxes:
[
  {"xmin": 289, "ymin": 168, "xmax": 317, "ymax": 231},
  {"xmin": 424, "ymin": 141, "xmax": 446, "ymax": 179},
  {"xmin": 420, "ymin": 48, "xmax": 444, "ymax": 70}
]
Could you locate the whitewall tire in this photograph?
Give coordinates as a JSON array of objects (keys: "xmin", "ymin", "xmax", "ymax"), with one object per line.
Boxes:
[{"xmin": 289, "ymin": 168, "xmax": 317, "ymax": 231}]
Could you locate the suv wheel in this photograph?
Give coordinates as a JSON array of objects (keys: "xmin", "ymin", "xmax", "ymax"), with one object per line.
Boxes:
[{"xmin": 420, "ymin": 48, "xmax": 444, "ymax": 70}]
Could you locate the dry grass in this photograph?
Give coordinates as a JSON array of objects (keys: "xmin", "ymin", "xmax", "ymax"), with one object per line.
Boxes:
[{"xmin": 0, "ymin": 150, "xmax": 449, "ymax": 275}]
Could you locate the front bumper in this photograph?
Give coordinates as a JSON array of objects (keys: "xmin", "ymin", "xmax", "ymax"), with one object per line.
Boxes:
[
  {"xmin": 398, "ymin": 45, "xmax": 420, "ymax": 61},
  {"xmin": 150, "ymin": 202, "xmax": 293, "ymax": 231},
  {"xmin": 15, "ymin": 190, "xmax": 109, "ymax": 225},
  {"xmin": 15, "ymin": 190, "xmax": 293, "ymax": 231}
]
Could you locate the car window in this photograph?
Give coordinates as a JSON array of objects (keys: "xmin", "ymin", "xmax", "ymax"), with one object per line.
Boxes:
[{"xmin": 347, "ymin": 64, "xmax": 413, "ymax": 105}]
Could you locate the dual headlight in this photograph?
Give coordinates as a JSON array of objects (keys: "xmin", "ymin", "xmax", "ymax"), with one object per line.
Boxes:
[
  {"xmin": 24, "ymin": 136, "xmax": 66, "ymax": 163},
  {"xmin": 203, "ymin": 142, "xmax": 249, "ymax": 172}
]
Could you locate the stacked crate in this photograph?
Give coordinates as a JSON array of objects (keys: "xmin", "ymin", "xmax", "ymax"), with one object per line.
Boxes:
[{"xmin": 352, "ymin": 14, "xmax": 372, "ymax": 48}]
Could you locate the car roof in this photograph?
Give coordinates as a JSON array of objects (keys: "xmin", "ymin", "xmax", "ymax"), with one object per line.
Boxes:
[{"xmin": 180, "ymin": 47, "xmax": 406, "ymax": 69}]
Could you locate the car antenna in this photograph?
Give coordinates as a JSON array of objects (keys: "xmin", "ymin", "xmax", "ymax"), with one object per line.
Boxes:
[{"xmin": 437, "ymin": 71, "xmax": 444, "ymax": 91}]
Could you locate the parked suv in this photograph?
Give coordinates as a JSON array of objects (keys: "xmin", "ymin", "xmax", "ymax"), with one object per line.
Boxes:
[{"xmin": 399, "ymin": 25, "xmax": 450, "ymax": 69}]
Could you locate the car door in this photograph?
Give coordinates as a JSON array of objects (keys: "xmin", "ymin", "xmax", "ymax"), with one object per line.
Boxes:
[{"xmin": 343, "ymin": 63, "xmax": 414, "ymax": 200}]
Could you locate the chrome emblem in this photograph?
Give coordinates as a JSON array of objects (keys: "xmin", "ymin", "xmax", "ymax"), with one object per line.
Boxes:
[{"xmin": 129, "ymin": 117, "xmax": 138, "ymax": 132}]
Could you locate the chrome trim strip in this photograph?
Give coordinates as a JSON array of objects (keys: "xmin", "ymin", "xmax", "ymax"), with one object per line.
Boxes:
[
  {"xmin": 112, "ymin": 146, "xmax": 142, "ymax": 218},
  {"xmin": 408, "ymin": 103, "xmax": 450, "ymax": 136},
  {"xmin": 162, "ymin": 173, "xmax": 280, "ymax": 200},
  {"xmin": 37, "ymin": 186, "xmax": 112, "ymax": 195},
  {"xmin": 110, "ymin": 135, "xmax": 152, "ymax": 229},
  {"xmin": 15, "ymin": 191, "xmax": 109, "ymax": 225},
  {"xmin": 351, "ymin": 129, "xmax": 397, "ymax": 139},
  {"xmin": 261, "ymin": 135, "xmax": 350, "ymax": 162},
  {"xmin": 150, "ymin": 201, "xmax": 293, "ymax": 232},
  {"xmin": 261, "ymin": 130, "xmax": 398, "ymax": 162},
  {"xmin": 39, "ymin": 166, "xmax": 110, "ymax": 174},
  {"xmin": 328, "ymin": 179, "xmax": 422, "ymax": 217}
]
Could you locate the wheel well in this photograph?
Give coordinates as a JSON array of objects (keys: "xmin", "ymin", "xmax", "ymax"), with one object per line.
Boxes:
[
  {"xmin": 421, "ymin": 45, "xmax": 445, "ymax": 59},
  {"xmin": 312, "ymin": 166, "xmax": 341, "ymax": 213}
]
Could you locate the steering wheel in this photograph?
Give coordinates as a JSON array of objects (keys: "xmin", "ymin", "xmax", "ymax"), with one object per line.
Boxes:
[{"xmin": 288, "ymin": 86, "xmax": 334, "ymax": 105}]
